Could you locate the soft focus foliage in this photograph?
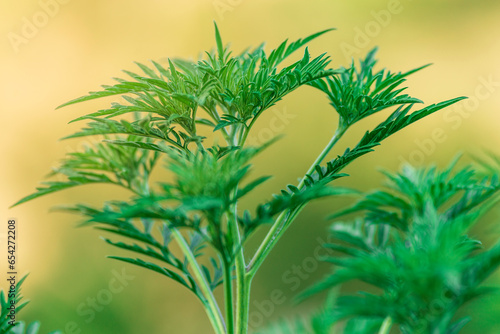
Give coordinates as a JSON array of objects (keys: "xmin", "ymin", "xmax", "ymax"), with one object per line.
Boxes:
[
  {"xmin": 299, "ymin": 158, "xmax": 500, "ymax": 333},
  {"xmin": 1, "ymin": 277, "xmax": 61, "ymax": 334}
]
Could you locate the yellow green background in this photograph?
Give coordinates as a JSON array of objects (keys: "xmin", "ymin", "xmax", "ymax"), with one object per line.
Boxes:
[{"xmin": 2, "ymin": 0, "xmax": 500, "ymax": 333}]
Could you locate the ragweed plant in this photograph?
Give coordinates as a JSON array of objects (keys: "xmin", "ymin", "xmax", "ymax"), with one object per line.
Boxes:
[
  {"xmin": 299, "ymin": 158, "xmax": 500, "ymax": 333},
  {"xmin": 1, "ymin": 277, "xmax": 61, "ymax": 334},
  {"xmin": 14, "ymin": 23, "xmax": 464, "ymax": 333}
]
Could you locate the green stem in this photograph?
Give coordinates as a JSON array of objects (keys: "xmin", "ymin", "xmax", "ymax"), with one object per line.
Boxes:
[
  {"xmin": 247, "ymin": 126, "xmax": 347, "ymax": 276},
  {"xmin": 171, "ymin": 228, "xmax": 226, "ymax": 334},
  {"xmin": 223, "ymin": 260, "xmax": 235, "ymax": 333},
  {"xmin": 378, "ymin": 317, "xmax": 393, "ymax": 334},
  {"xmin": 239, "ymin": 118, "xmax": 256, "ymax": 147},
  {"xmin": 229, "ymin": 209, "xmax": 249, "ymax": 334},
  {"xmin": 224, "ymin": 149, "xmax": 246, "ymax": 333},
  {"xmin": 297, "ymin": 125, "xmax": 346, "ymax": 189},
  {"xmin": 226, "ymin": 175, "xmax": 249, "ymax": 334},
  {"xmin": 218, "ymin": 124, "xmax": 253, "ymax": 333},
  {"xmin": 237, "ymin": 123, "xmax": 248, "ymax": 147},
  {"xmin": 235, "ymin": 274, "xmax": 252, "ymax": 334}
]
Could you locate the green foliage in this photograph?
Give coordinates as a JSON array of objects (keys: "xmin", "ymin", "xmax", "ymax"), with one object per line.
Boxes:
[
  {"xmin": 240, "ymin": 177, "xmax": 356, "ymax": 238},
  {"xmin": 1, "ymin": 277, "xmax": 61, "ymax": 334},
  {"xmin": 5, "ymin": 322, "xmax": 61, "ymax": 334},
  {"xmin": 15, "ymin": 22, "xmax": 466, "ymax": 334},
  {"xmin": 302, "ymin": 158, "xmax": 500, "ymax": 333},
  {"xmin": 1, "ymin": 276, "xmax": 28, "ymax": 334},
  {"xmin": 303, "ymin": 98, "xmax": 464, "ymax": 187},
  {"xmin": 254, "ymin": 292, "xmax": 338, "ymax": 334},
  {"xmin": 254, "ymin": 317, "xmax": 331, "ymax": 334},
  {"xmin": 255, "ymin": 291, "xmax": 384, "ymax": 334},
  {"xmin": 310, "ymin": 47, "xmax": 428, "ymax": 130},
  {"xmin": 13, "ymin": 132, "xmax": 159, "ymax": 207},
  {"xmin": 61, "ymin": 146, "xmax": 269, "ymax": 265},
  {"xmin": 56, "ymin": 23, "xmax": 337, "ymax": 148}
]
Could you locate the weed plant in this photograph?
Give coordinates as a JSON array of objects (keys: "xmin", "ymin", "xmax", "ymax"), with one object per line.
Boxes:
[{"xmin": 9, "ymin": 24, "xmax": 477, "ymax": 334}]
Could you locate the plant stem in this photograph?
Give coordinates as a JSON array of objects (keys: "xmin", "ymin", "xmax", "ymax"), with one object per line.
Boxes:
[
  {"xmin": 228, "ymin": 123, "xmax": 347, "ymax": 332},
  {"xmin": 228, "ymin": 124, "xmax": 251, "ymax": 334},
  {"xmin": 226, "ymin": 134, "xmax": 247, "ymax": 333},
  {"xmin": 247, "ymin": 125, "xmax": 347, "ymax": 276},
  {"xmin": 378, "ymin": 317, "xmax": 393, "ymax": 334},
  {"xmin": 171, "ymin": 228, "xmax": 226, "ymax": 334},
  {"xmin": 227, "ymin": 176, "xmax": 249, "ymax": 334},
  {"xmin": 235, "ymin": 274, "xmax": 252, "ymax": 334},
  {"xmin": 297, "ymin": 125, "xmax": 347, "ymax": 189},
  {"xmin": 232, "ymin": 207, "xmax": 249, "ymax": 334},
  {"xmin": 223, "ymin": 260, "xmax": 235, "ymax": 333},
  {"xmin": 238, "ymin": 119, "xmax": 255, "ymax": 147}
]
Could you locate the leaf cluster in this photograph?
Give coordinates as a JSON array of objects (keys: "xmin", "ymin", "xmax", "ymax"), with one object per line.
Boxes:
[
  {"xmin": 55, "ymin": 146, "xmax": 264, "ymax": 292},
  {"xmin": 57, "ymin": 24, "xmax": 336, "ymax": 148},
  {"xmin": 302, "ymin": 158, "xmax": 500, "ymax": 333},
  {"xmin": 1, "ymin": 276, "xmax": 61, "ymax": 334},
  {"xmin": 255, "ymin": 291, "xmax": 384, "ymax": 334},
  {"xmin": 310, "ymin": 48, "xmax": 427, "ymax": 130},
  {"xmin": 305, "ymin": 98, "xmax": 464, "ymax": 186},
  {"xmin": 14, "ymin": 133, "xmax": 159, "ymax": 207}
]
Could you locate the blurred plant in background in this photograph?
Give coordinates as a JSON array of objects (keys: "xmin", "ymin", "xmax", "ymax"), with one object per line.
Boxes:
[
  {"xmin": 1, "ymin": 277, "xmax": 61, "ymax": 334},
  {"xmin": 258, "ymin": 157, "xmax": 500, "ymax": 333}
]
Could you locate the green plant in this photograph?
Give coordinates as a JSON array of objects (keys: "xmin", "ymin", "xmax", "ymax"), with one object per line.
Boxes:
[
  {"xmin": 297, "ymin": 157, "xmax": 500, "ymax": 333},
  {"xmin": 1, "ymin": 277, "xmax": 61, "ymax": 334},
  {"xmin": 14, "ymin": 23, "xmax": 464, "ymax": 333}
]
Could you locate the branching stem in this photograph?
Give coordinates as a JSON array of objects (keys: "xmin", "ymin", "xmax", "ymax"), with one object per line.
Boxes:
[
  {"xmin": 171, "ymin": 228, "xmax": 226, "ymax": 334},
  {"xmin": 229, "ymin": 207, "xmax": 249, "ymax": 334},
  {"xmin": 247, "ymin": 125, "xmax": 347, "ymax": 276}
]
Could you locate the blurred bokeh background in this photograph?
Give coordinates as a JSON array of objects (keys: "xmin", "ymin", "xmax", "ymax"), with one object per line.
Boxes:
[{"xmin": 1, "ymin": 0, "xmax": 500, "ymax": 333}]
